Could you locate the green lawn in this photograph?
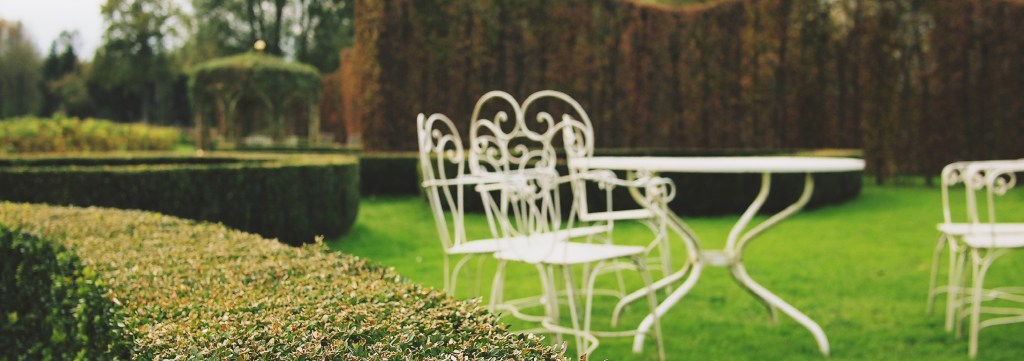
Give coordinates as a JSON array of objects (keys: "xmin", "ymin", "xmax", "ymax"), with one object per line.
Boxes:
[{"xmin": 330, "ymin": 182, "xmax": 1024, "ymax": 360}]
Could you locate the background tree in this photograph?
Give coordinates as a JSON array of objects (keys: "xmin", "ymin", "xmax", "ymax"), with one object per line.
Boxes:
[
  {"xmin": 0, "ymin": 19, "xmax": 43, "ymax": 118},
  {"xmin": 294, "ymin": 0, "xmax": 354, "ymax": 72},
  {"xmin": 90, "ymin": 0, "xmax": 185, "ymax": 123},
  {"xmin": 191, "ymin": 0, "xmax": 354, "ymax": 72},
  {"xmin": 41, "ymin": 31, "xmax": 90, "ymax": 116}
]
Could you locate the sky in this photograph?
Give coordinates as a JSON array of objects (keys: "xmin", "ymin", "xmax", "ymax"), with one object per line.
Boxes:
[
  {"xmin": 0, "ymin": 0, "xmax": 190, "ymax": 60},
  {"xmin": 0, "ymin": 0, "xmax": 108, "ymax": 59}
]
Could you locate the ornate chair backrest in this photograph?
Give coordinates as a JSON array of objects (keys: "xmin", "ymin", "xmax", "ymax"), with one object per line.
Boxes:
[
  {"xmin": 940, "ymin": 162, "xmax": 971, "ymax": 225},
  {"xmin": 520, "ymin": 91, "xmax": 597, "ymax": 219},
  {"xmin": 963, "ymin": 160, "xmax": 1024, "ymax": 225},
  {"xmin": 468, "ymin": 91, "xmax": 560, "ymax": 179},
  {"xmin": 417, "ymin": 113, "xmax": 469, "ymax": 252},
  {"xmin": 468, "ymin": 91, "xmax": 572, "ymax": 261}
]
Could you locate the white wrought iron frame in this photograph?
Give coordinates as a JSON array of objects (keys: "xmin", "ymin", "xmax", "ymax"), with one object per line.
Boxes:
[
  {"xmin": 945, "ymin": 160, "xmax": 1024, "ymax": 358},
  {"xmin": 467, "ymin": 90, "xmax": 672, "ymax": 360}
]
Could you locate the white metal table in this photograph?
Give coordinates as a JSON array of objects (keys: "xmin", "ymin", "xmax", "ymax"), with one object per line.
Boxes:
[{"xmin": 572, "ymin": 156, "xmax": 865, "ymax": 355}]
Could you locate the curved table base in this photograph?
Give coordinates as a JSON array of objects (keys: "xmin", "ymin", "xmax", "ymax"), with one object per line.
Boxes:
[{"xmin": 627, "ymin": 172, "xmax": 831, "ymax": 356}]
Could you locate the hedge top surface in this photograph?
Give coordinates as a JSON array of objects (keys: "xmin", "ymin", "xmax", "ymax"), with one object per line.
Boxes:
[
  {"xmin": 0, "ymin": 203, "xmax": 565, "ymax": 360},
  {"xmin": 187, "ymin": 52, "xmax": 321, "ymax": 107},
  {"xmin": 189, "ymin": 52, "xmax": 321, "ymax": 79},
  {"xmin": 0, "ymin": 151, "xmax": 357, "ymax": 171}
]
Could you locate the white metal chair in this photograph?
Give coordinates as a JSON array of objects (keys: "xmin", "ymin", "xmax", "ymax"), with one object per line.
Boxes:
[
  {"xmin": 541, "ymin": 90, "xmax": 674, "ymax": 284},
  {"xmin": 476, "ymin": 165, "xmax": 668, "ymax": 360},
  {"xmin": 927, "ymin": 160, "xmax": 1024, "ymax": 333},
  {"xmin": 468, "ymin": 90, "xmax": 669, "ymax": 360},
  {"xmin": 954, "ymin": 160, "xmax": 1024, "ymax": 358},
  {"xmin": 417, "ymin": 112, "xmax": 508, "ymax": 297}
]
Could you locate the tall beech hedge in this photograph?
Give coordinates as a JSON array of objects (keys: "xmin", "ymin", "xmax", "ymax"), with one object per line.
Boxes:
[
  {"xmin": 350, "ymin": 0, "xmax": 1024, "ymax": 181},
  {"xmin": 0, "ymin": 203, "xmax": 565, "ymax": 359},
  {"xmin": 0, "ymin": 153, "xmax": 359, "ymax": 245}
]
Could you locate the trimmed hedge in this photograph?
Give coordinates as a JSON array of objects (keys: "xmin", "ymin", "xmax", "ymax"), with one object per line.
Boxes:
[
  {"xmin": 0, "ymin": 226, "xmax": 131, "ymax": 360},
  {"xmin": 0, "ymin": 116, "xmax": 181, "ymax": 153},
  {"xmin": 0, "ymin": 152, "xmax": 359, "ymax": 245},
  {"xmin": 0, "ymin": 203, "xmax": 565, "ymax": 359},
  {"xmin": 360, "ymin": 152, "xmax": 421, "ymax": 196},
  {"xmin": 352, "ymin": 0, "xmax": 1024, "ymax": 182}
]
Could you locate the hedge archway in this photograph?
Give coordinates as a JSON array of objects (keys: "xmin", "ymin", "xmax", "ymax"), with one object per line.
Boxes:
[{"xmin": 188, "ymin": 52, "xmax": 321, "ymax": 149}]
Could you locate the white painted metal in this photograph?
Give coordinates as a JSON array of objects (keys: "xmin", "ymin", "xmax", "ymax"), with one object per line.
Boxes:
[
  {"xmin": 417, "ymin": 113, "xmax": 510, "ymax": 296},
  {"xmin": 950, "ymin": 160, "xmax": 1024, "ymax": 358},
  {"xmin": 925, "ymin": 159, "xmax": 1024, "ymax": 338},
  {"xmin": 557, "ymin": 98, "xmax": 676, "ymax": 287},
  {"xmin": 576, "ymin": 155, "xmax": 864, "ymax": 356},
  {"xmin": 578, "ymin": 156, "xmax": 864, "ymax": 174},
  {"xmin": 467, "ymin": 90, "xmax": 669, "ymax": 360}
]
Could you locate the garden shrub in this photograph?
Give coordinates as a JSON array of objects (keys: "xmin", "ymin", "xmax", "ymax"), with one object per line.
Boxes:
[
  {"xmin": 0, "ymin": 152, "xmax": 359, "ymax": 245},
  {"xmin": 0, "ymin": 203, "xmax": 566, "ymax": 360},
  {"xmin": 0, "ymin": 116, "xmax": 181, "ymax": 153},
  {"xmin": 360, "ymin": 152, "xmax": 421, "ymax": 196},
  {"xmin": 0, "ymin": 226, "xmax": 132, "ymax": 361}
]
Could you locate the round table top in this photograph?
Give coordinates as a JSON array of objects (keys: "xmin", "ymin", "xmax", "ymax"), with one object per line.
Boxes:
[{"xmin": 574, "ymin": 156, "xmax": 865, "ymax": 174}]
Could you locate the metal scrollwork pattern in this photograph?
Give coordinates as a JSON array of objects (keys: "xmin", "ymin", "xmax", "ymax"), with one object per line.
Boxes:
[{"xmin": 417, "ymin": 113, "xmax": 467, "ymax": 250}]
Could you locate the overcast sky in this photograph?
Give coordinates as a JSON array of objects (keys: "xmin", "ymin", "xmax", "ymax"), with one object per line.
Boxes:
[
  {"xmin": 0, "ymin": 0, "xmax": 190, "ymax": 60},
  {"xmin": 0, "ymin": 0, "xmax": 108, "ymax": 59}
]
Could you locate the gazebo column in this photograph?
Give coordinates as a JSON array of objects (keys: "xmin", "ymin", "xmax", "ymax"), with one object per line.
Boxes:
[
  {"xmin": 194, "ymin": 111, "xmax": 207, "ymax": 151},
  {"xmin": 309, "ymin": 102, "xmax": 320, "ymax": 145}
]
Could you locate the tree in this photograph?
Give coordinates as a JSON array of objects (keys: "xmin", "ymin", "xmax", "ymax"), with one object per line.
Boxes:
[
  {"xmin": 0, "ymin": 19, "xmax": 43, "ymax": 118},
  {"xmin": 294, "ymin": 0, "xmax": 354, "ymax": 72},
  {"xmin": 190, "ymin": 0, "xmax": 354, "ymax": 72},
  {"xmin": 41, "ymin": 30, "xmax": 85, "ymax": 116},
  {"xmin": 91, "ymin": 0, "xmax": 184, "ymax": 123}
]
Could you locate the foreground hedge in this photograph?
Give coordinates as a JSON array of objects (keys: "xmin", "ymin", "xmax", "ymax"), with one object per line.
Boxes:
[
  {"xmin": 0, "ymin": 153, "xmax": 359, "ymax": 245},
  {"xmin": 0, "ymin": 117, "xmax": 181, "ymax": 153},
  {"xmin": 0, "ymin": 203, "xmax": 565, "ymax": 359},
  {"xmin": 1, "ymin": 226, "xmax": 131, "ymax": 360}
]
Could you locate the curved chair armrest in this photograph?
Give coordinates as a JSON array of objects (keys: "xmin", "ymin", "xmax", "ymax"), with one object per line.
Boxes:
[
  {"xmin": 571, "ymin": 170, "xmax": 677, "ymax": 203},
  {"xmin": 422, "ymin": 174, "xmax": 509, "ymax": 188}
]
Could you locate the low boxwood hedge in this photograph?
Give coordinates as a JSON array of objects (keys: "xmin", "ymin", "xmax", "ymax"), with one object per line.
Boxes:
[
  {"xmin": 0, "ymin": 203, "xmax": 564, "ymax": 359},
  {"xmin": 0, "ymin": 152, "xmax": 359, "ymax": 245},
  {"xmin": 360, "ymin": 152, "xmax": 421, "ymax": 196},
  {"xmin": 1, "ymin": 226, "xmax": 132, "ymax": 361}
]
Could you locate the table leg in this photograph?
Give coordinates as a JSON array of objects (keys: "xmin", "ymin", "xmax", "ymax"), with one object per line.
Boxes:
[
  {"xmin": 731, "ymin": 262, "xmax": 831, "ymax": 355},
  {"xmin": 728, "ymin": 172, "xmax": 830, "ymax": 355}
]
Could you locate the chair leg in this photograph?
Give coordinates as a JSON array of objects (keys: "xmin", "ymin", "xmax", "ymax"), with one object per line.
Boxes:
[
  {"xmin": 474, "ymin": 256, "xmax": 487, "ymax": 296},
  {"xmin": 543, "ymin": 265, "xmax": 563, "ymax": 346},
  {"xmin": 948, "ymin": 241, "xmax": 968, "ymax": 332},
  {"xmin": 928, "ymin": 234, "xmax": 947, "ymax": 315},
  {"xmin": 489, "ymin": 260, "xmax": 507, "ymax": 313},
  {"xmin": 561, "ymin": 265, "xmax": 586, "ymax": 359},
  {"xmin": 968, "ymin": 248, "xmax": 990, "ymax": 358},
  {"xmin": 443, "ymin": 254, "xmax": 452, "ymax": 294},
  {"xmin": 451, "ymin": 255, "xmax": 475, "ymax": 298},
  {"xmin": 635, "ymin": 256, "xmax": 665, "ymax": 361}
]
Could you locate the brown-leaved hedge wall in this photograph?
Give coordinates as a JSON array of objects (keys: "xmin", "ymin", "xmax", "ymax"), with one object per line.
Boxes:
[{"xmin": 349, "ymin": 0, "xmax": 1024, "ymax": 181}]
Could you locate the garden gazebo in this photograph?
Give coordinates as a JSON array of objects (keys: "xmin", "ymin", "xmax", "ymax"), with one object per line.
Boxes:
[{"xmin": 188, "ymin": 52, "xmax": 321, "ymax": 149}]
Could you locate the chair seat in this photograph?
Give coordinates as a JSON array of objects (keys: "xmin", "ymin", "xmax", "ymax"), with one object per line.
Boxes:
[
  {"xmin": 449, "ymin": 225, "xmax": 610, "ymax": 255},
  {"xmin": 448, "ymin": 239, "xmax": 504, "ymax": 255},
  {"xmin": 938, "ymin": 223, "xmax": 1024, "ymax": 235},
  {"xmin": 963, "ymin": 232, "xmax": 1024, "ymax": 249},
  {"xmin": 495, "ymin": 241, "xmax": 645, "ymax": 265},
  {"xmin": 580, "ymin": 208, "xmax": 655, "ymax": 222}
]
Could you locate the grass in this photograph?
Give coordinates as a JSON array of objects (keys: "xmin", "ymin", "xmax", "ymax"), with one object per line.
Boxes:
[{"xmin": 330, "ymin": 181, "xmax": 1024, "ymax": 360}]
